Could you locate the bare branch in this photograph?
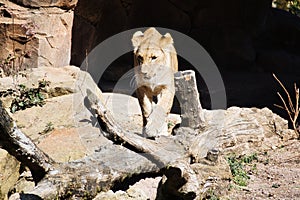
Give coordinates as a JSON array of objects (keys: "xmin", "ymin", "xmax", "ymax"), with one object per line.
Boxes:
[
  {"xmin": 273, "ymin": 74, "xmax": 300, "ymax": 139},
  {"xmin": 276, "ymin": 92, "xmax": 294, "ymax": 124},
  {"xmin": 273, "ymin": 74, "xmax": 295, "ymax": 112},
  {"xmin": 274, "ymin": 104, "xmax": 287, "ymax": 111}
]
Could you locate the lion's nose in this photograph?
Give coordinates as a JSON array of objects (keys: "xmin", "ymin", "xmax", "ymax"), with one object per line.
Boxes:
[
  {"xmin": 141, "ymin": 67, "xmax": 149, "ymax": 77},
  {"xmin": 141, "ymin": 66, "xmax": 148, "ymax": 74},
  {"xmin": 141, "ymin": 65, "xmax": 156, "ymax": 79},
  {"xmin": 143, "ymin": 74, "xmax": 151, "ymax": 79}
]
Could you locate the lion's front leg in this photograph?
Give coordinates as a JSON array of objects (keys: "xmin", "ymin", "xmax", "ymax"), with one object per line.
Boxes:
[
  {"xmin": 136, "ymin": 88, "xmax": 152, "ymax": 127},
  {"xmin": 157, "ymin": 87, "xmax": 175, "ymax": 115},
  {"xmin": 143, "ymin": 88, "xmax": 174, "ymax": 137}
]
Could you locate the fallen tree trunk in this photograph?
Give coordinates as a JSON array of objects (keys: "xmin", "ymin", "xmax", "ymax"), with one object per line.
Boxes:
[
  {"xmin": 0, "ymin": 101, "xmax": 53, "ymax": 182},
  {"xmin": 86, "ymin": 89, "xmax": 185, "ymax": 167}
]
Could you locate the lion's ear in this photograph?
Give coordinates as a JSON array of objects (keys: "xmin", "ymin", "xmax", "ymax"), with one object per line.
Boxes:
[
  {"xmin": 161, "ymin": 33, "xmax": 174, "ymax": 46},
  {"xmin": 132, "ymin": 31, "xmax": 144, "ymax": 48}
]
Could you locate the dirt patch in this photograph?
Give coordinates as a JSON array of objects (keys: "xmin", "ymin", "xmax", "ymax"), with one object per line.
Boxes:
[{"xmin": 226, "ymin": 139, "xmax": 300, "ymax": 200}]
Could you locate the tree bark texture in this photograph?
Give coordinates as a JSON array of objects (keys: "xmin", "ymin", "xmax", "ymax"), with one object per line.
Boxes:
[
  {"xmin": 174, "ymin": 70, "xmax": 206, "ymax": 131},
  {"xmin": 0, "ymin": 101, "xmax": 53, "ymax": 182}
]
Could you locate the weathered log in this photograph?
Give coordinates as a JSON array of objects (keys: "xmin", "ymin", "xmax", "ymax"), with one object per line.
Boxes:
[
  {"xmin": 0, "ymin": 101, "xmax": 54, "ymax": 182},
  {"xmin": 174, "ymin": 70, "xmax": 206, "ymax": 130},
  {"xmin": 9, "ymin": 156, "xmax": 131, "ymax": 199},
  {"xmin": 86, "ymin": 89, "xmax": 184, "ymax": 167}
]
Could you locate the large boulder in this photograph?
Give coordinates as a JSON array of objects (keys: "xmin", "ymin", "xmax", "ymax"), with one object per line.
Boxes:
[
  {"xmin": 0, "ymin": 66, "xmax": 155, "ymax": 198},
  {"xmin": 0, "ymin": 66, "xmax": 297, "ymax": 199},
  {"xmin": 70, "ymin": 0, "xmax": 300, "ymax": 74}
]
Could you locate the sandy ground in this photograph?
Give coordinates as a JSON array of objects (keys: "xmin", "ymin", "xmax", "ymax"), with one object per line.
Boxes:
[{"xmin": 227, "ymin": 139, "xmax": 300, "ymax": 200}]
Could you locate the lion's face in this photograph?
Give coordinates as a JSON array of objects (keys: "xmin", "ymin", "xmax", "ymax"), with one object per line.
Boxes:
[
  {"xmin": 134, "ymin": 47, "xmax": 174, "ymax": 90},
  {"xmin": 132, "ymin": 28, "xmax": 178, "ymax": 92}
]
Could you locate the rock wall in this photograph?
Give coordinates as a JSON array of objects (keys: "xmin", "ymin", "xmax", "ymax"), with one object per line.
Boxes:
[{"xmin": 0, "ymin": 0, "xmax": 75, "ymax": 69}]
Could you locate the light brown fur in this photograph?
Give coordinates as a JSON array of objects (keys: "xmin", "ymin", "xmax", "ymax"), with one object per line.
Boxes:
[{"xmin": 132, "ymin": 28, "xmax": 178, "ymax": 129}]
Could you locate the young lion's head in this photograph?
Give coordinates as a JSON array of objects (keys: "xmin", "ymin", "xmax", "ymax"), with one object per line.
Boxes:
[{"xmin": 132, "ymin": 28, "xmax": 178, "ymax": 91}]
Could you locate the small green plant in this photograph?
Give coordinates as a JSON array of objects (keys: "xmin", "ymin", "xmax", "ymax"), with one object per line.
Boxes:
[
  {"xmin": 40, "ymin": 122, "xmax": 54, "ymax": 135},
  {"xmin": 240, "ymin": 153, "xmax": 258, "ymax": 164},
  {"xmin": 167, "ymin": 121, "xmax": 174, "ymax": 129},
  {"xmin": 272, "ymin": 183, "xmax": 281, "ymax": 188},
  {"xmin": 0, "ymin": 79, "xmax": 50, "ymax": 113},
  {"xmin": 227, "ymin": 153, "xmax": 258, "ymax": 187}
]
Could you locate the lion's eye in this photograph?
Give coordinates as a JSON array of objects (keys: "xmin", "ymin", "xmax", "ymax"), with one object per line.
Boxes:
[
  {"xmin": 151, "ymin": 56, "xmax": 157, "ymax": 60},
  {"xmin": 137, "ymin": 55, "xmax": 143, "ymax": 64}
]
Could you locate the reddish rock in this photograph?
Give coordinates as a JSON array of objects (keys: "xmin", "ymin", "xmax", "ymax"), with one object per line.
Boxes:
[
  {"xmin": 10, "ymin": 0, "xmax": 78, "ymax": 9},
  {"xmin": 37, "ymin": 128, "xmax": 87, "ymax": 162},
  {"xmin": 0, "ymin": 1, "xmax": 74, "ymax": 69}
]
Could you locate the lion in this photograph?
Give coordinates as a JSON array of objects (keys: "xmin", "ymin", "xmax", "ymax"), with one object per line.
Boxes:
[{"xmin": 131, "ymin": 27, "xmax": 178, "ymax": 137}]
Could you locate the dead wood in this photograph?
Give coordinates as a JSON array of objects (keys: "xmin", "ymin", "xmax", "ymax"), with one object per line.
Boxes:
[
  {"xmin": 174, "ymin": 70, "xmax": 206, "ymax": 131},
  {"xmin": 86, "ymin": 89, "xmax": 185, "ymax": 167},
  {"xmin": 0, "ymin": 101, "xmax": 53, "ymax": 182}
]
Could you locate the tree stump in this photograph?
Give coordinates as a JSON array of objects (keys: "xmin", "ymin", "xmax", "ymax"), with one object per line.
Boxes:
[{"xmin": 174, "ymin": 70, "xmax": 206, "ymax": 131}]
